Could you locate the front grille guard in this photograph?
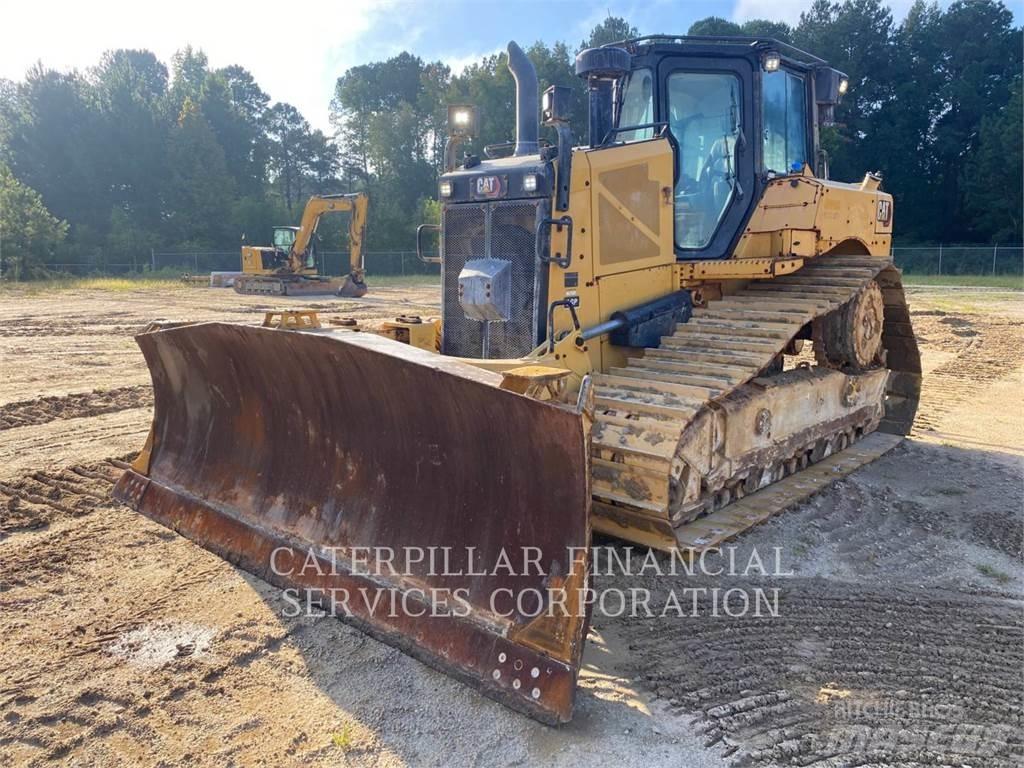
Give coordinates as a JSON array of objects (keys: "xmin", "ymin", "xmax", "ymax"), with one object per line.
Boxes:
[{"xmin": 440, "ymin": 199, "xmax": 551, "ymax": 359}]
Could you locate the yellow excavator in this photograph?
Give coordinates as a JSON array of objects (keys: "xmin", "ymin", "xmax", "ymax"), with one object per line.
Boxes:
[
  {"xmin": 234, "ymin": 192, "xmax": 369, "ymax": 296},
  {"xmin": 115, "ymin": 38, "xmax": 920, "ymax": 725}
]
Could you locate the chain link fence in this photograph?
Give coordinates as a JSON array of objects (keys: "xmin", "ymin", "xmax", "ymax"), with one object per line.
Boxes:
[
  {"xmin": 891, "ymin": 245, "xmax": 1023, "ymax": 276},
  {"xmin": 34, "ymin": 250, "xmax": 441, "ymax": 278},
  {"xmin": 22, "ymin": 244, "xmax": 1024, "ymax": 279}
]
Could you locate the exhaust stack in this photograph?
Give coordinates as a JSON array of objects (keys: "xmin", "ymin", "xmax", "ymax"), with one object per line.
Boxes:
[{"xmin": 506, "ymin": 41, "xmax": 539, "ymax": 156}]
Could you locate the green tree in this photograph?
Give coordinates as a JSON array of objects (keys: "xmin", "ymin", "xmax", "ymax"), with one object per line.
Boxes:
[
  {"xmin": 89, "ymin": 50, "xmax": 170, "ymax": 250},
  {"xmin": 929, "ymin": 0, "xmax": 1022, "ymax": 240},
  {"xmin": 963, "ymin": 77, "xmax": 1023, "ymax": 242},
  {"xmin": 266, "ymin": 102, "xmax": 312, "ymax": 214},
  {"xmin": 2, "ymin": 66, "xmax": 107, "ymax": 242},
  {"xmin": 580, "ymin": 16, "xmax": 639, "ymax": 50},
  {"xmin": 740, "ymin": 20, "xmax": 793, "ymax": 40},
  {"xmin": 0, "ymin": 162, "xmax": 68, "ymax": 279},
  {"xmin": 688, "ymin": 17, "xmax": 743, "ymax": 36},
  {"xmin": 203, "ymin": 66, "xmax": 270, "ymax": 197},
  {"xmin": 169, "ymin": 46, "xmax": 209, "ymax": 107},
  {"xmin": 165, "ymin": 99, "xmax": 234, "ymax": 246},
  {"xmin": 332, "ymin": 53, "xmax": 448, "ymax": 248}
]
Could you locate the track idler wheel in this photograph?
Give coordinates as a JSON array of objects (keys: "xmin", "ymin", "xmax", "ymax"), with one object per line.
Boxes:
[{"xmin": 814, "ymin": 280, "xmax": 884, "ymax": 371}]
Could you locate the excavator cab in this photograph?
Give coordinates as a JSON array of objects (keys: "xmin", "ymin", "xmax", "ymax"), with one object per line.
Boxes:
[
  {"xmin": 271, "ymin": 226, "xmax": 301, "ymax": 269},
  {"xmin": 271, "ymin": 226, "xmax": 298, "ymax": 251}
]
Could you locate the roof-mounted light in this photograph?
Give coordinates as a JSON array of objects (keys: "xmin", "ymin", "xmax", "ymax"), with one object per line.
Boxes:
[{"xmin": 446, "ymin": 104, "xmax": 479, "ymax": 139}]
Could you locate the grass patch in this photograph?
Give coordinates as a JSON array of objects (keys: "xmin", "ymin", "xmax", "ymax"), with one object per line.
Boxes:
[
  {"xmin": 902, "ymin": 273, "xmax": 1024, "ymax": 289},
  {"xmin": 975, "ymin": 563, "xmax": 1013, "ymax": 584},
  {"xmin": 330, "ymin": 724, "xmax": 354, "ymax": 750}
]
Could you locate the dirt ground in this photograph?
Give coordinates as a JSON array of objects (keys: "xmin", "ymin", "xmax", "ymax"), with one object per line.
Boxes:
[{"xmin": 1, "ymin": 280, "xmax": 1021, "ymax": 767}]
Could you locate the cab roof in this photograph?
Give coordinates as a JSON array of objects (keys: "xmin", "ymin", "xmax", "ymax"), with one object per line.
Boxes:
[{"xmin": 605, "ymin": 35, "xmax": 827, "ymax": 70}]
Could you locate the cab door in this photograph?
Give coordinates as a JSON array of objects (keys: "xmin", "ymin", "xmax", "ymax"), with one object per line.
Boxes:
[{"xmin": 655, "ymin": 56, "xmax": 756, "ymax": 260}]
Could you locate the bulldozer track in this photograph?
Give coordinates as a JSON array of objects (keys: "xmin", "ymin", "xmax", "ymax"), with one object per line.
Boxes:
[
  {"xmin": 0, "ymin": 457, "xmax": 128, "ymax": 535},
  {"xmin": 0, "ymin": 386, "xmax": 153, "ymax": 431},
  {"xmin": 615, "ymin": 575, "xmax": 1024, "ymax": 767},
  {"xmin": 590, "ymin": 254, "xmax": 920, "ymax": 548}
]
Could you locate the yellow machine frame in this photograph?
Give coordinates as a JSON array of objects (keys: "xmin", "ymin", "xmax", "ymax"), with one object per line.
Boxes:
[{"xmin": 441, "ymin": 138, "xmax": 892, "ymax": 391}]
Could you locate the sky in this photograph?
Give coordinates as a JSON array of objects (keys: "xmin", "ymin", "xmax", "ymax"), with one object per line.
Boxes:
[{"xmin": 2, "ymin": 0, "xmax": 1020, "ymax": 132}]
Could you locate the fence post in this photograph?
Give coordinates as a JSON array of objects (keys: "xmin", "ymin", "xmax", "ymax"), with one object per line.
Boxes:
[
  {"xmin": 194, "ymin": 252, "xmax": 199, "ymax": 273},
  {"xmin": 992, "ymin": 244, "xmax": 998, "ymax": 276},
  {"xmin": 937, "ymin": 244, "xmax": 942, "ymax": 276},
  {"xmin": 151, "ymin": 248, "xmax": 156, "ymax": 273}
]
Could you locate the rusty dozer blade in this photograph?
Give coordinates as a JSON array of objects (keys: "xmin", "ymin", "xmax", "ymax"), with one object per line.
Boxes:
[{"xmin": 114, "ymin": 323, "xmax": 591, "ymax": 724}]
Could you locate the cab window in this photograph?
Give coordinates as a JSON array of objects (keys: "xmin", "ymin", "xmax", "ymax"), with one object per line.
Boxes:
[
  {"xmin": 762, "ymin": 70, "xmax": 807, "ymax": 174},
  {"xmin": 618, "ymin": 69, "xmax": 654, "ymax": 142},
  {"xmin": 667, "ymin": 72, "xmax": 742, "ymax": 249},
  {"xmin": 273, "ymin": 228, "xmax": 296, "ymax": 250}
]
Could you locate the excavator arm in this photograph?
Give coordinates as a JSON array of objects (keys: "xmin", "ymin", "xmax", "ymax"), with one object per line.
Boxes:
[{"xmin": 290, "ymin": 193, "xmax": 368, "ymax": 275}]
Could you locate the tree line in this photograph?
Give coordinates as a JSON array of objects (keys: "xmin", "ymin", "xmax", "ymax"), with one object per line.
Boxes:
[{"xmin": 0, "ymin": 0, "xmax": 1020, "ymax": 279}]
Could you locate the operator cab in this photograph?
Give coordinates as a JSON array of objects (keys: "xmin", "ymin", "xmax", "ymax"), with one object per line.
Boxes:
[
  {"xmin": 602, "ymin": 36, "xmax": 847, "ymax": 259},
  {"xmin": 271, "ymin": 225, "xmax": 316, "ymax": 270},
  {"xmin": 272, "ymin": 226, "xmax": 298, "ymax": 251},
  {"xmin": 427, "ymin": 37, "xmax": 848, "ymax": 359}
]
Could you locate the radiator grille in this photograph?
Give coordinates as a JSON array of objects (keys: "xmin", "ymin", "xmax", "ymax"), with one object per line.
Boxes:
[{"xmin": 441, "ymin": 200, "xmax": 548, "ymax": 358}]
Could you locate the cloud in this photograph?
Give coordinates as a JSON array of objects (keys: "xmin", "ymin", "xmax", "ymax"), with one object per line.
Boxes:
[
  {"xmin": 441, "ymin": 48, "xmax": 503, "ymax": 75},
  {"xmin": 0, "ymin": 0, "xmax": 388, "ymax": 131},
  {"xmin": 731, "ymin": 0, "xmax": 811, "ymax": 24}
]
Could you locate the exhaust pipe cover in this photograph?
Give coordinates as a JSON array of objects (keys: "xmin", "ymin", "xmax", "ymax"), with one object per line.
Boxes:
[{"xmin": 507, "ymin": 41, "xmax": 539, "ymax": 156}]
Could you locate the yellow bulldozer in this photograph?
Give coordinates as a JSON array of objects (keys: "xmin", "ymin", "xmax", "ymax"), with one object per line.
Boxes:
[
  {"xmin": 114, "ymin": 37, "xmax": 920, "ymax": 724},
  {"xmin": 233, "ymin": 192, "xmax": 369, "ymax": 296}
]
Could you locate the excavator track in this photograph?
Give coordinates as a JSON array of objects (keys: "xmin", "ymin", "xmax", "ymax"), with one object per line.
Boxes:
[
  {"xmin": 233, "ymin": 275, "xmax": 342, "ymax": 296},
  {"xmin": 589, "ymin": 253, "xmax": 921, "ymax": 553}
]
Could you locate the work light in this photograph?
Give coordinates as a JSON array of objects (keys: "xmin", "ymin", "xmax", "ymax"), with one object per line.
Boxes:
[
  {"xmin": 447, "ymin": 104, "xmax": 479, "ymax": 138},
  {"xmin": 763, "ymin": 52, "xmax": 781, "ymax": 72}
]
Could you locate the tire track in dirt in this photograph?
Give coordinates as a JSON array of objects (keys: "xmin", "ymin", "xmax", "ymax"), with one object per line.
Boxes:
[
  {"xmin": 605, "ymin": 574, "xmax": 1023, "ymax": 767},
  {"xmin": 0, "ymin": 457, "xmax": 129, "ymax": 535},
  {"xmin": 910, "ymin": 313, "xmax": 1024, "ymax": 433},
  {"xmin": 0, "ymin": 386, "xmax": 153, "ymax": 430}
]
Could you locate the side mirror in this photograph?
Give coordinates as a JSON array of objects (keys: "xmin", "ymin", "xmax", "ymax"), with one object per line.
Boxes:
[
  {"xmin": 815, "ymin": 67, "xmax": 849, "ymax": 126},
  {"xmin": 541, "ymin": 85, "xmax": 572, "ymax": 125}
]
